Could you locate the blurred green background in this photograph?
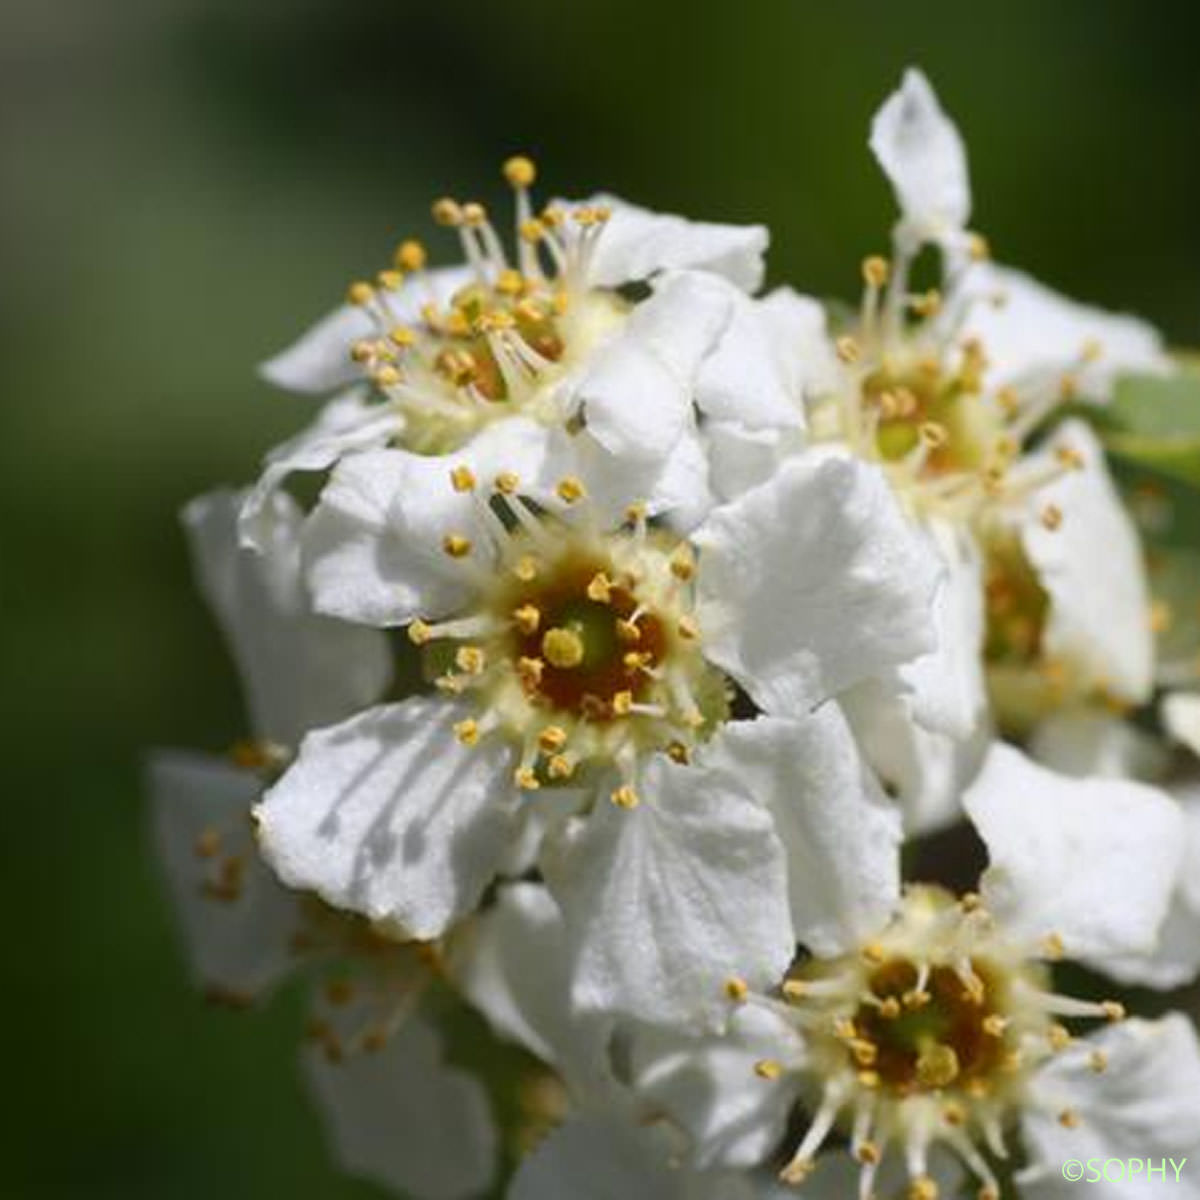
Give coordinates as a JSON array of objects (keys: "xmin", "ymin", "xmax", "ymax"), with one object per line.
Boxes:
[{"xmin": 3, "ymin": 1, "xmax": 1199, "ymax": 1196}]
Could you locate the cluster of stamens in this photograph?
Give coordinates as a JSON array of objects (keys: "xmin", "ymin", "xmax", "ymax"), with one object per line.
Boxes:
[
  {"xmin": 812, "ymin": 246, "xmax": 1096, "ymax": 527},
  {"xmin": 735, "ymin": 887, "xmax": 1124, "ymax": 1200},
  {"xmin": 340, "ymin": 157, "xmax": 627, "ymax": 453},
  {"xmin": 408, "ymin": 470, "xmax": 728, "ymax": 807}
]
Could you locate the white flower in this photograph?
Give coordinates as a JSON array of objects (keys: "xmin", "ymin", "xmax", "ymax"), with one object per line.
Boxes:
[
  {"xmin": 256, "ymin": 449, "xmax": 937, "ymax": 1022},
  {"xmin": 241, "ymin": 159, "xmax": 777, "ymax": 544},
  {"xmin": 1164, "ymin": 691, "xmax": 1200, "ymax": 758},
  {"xmin": 624, "ymin": 745, "xmax": 1185, "ymax": 1199},
  {"xmin": 981, "ymin": 420, "xmax": 1154, "ymax": 732}
]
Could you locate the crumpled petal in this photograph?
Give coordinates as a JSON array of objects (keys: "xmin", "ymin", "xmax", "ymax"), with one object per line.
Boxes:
[
  {"xmin": 1020, "ymin": 420, "xmax": 1154, "ymax": 705},
  {"xmin": 449, "ymin": 882, "xmax": 612, "ymax": 1098},
  {"xmin": 148, "ymin": 751, "xmax": 300, "ymax": 1001},
  {"xmin": 256, "ymin": 697, "xmax": 519, "ymax": 939},
  {"xmin": 239, "ymin": 389, "xmax": 402, "ymax": 550},
  {"xmin": 964, "ymin": 743, "xmax": 1183, "ymax": 961},
  {"xmin": 705, "ymin": 710, "xmax": 902, "ymax": 956},
  {"xmin": 574, "ymin": 271, "xmax": 733, "ymax": 462},
  {"xmin": 304, "ymin": 1012, "xmax": 496, "ymax": 1200},
  {"xmin": 631, "ymin": 1003, "xmax": 804, "ymax": 1169},
  {"xmin": 1020, "ymin": 1015, "xmax": 1200, "ymax": 1199},
  {"xmin": 571, "ymin": 194, "xmax": 768, "ymax": 293},
  {"xmin": 1027, "ymin": 707, "xmax": 1171, "ymax": 783},
  {"xmin": 302, "ymin": 418, "xmax": 552, "ymax": 625},
  {"xmin": 544, "ymin": 754, "xmax": 793, "ymax": 1028},
  {"xmin": 694, "ymin": 451, "xmax": 943, "ymax": 714},
  {"xmin": 260, "ymin": 265, "xmax": 474, "ymax": 394},
  {"xmin": 184, "ymin": 488, "xmax": 390, "ymax": 745},
  {"xmin": 962, "ymin": 263, "xmax": 1167, "ymax": 400},
  {"xmin": 869, "ymin": 68, "xmax": 970, "ymax": 246}
]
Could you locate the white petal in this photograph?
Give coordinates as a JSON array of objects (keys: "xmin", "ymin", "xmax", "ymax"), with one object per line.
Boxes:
[
  {"xmin": 965, "ymin": 743, "xmax": 1184, "ymax": 960},
  {"xmin": 545, "ymin": 755, "xmax": 793, "ymax": 1028},
  {"xmin": 303, "ymin": 418, "xmax": 552, "ymax": 625},
  {"xmin": 183, "ymin": 488, "xmax": 391, "ymax": 745},
  {"xmin": 631, "ymin": 1003, "xmax": 804, "ymax": 1169},
  {"xmin": 840, "ymin": 679, "xmax": 991, "ymax": 836},
  {"xmin": 693, "ymin": 289, "xmax": 810, "ymax": 431},
  {"xmin": 1100, "ymin": 781, "xmax": 1200, "ymax": 990},
  {"xmin": 1020, "ymin": 420, "xmax": 1154, "ymax": 704},
  {"xmin": 706, "ymin": 711, "xmax": 902, "ymax": 956},
  {"xmin": 694, "ymin": 452, "xmax": 943, "ymax": 713},
  {"xmin": 239, "ymin": 389, "xmax": 400, "ymax": 550},
  {"xmin": 260, "ymin": 265, "xmax": 474, "ymax": 394},
  {"xmin": 256, "ymin": 697, "xmax": 518, "ymax": 938},
  {"xmin": 869, "ymin": 68, "xmax": 970, "ymax": 245},
  {"xmin": 148, "ymin": 751, "xmax": 300, "ymax": 1000},
  {"xmin": 574, "ymin": 194, "xmax": 768, "ymax": 293},
  {"xmin": 449, "ymin": 883, "xmax": 611, "ymax": 1096},
  {"xmin": 1028, "ymin": 708, "xmax": 1171, "ymax": 782},
  {"xmin": 1021, "ymin": 1015, "xmax": 1200, "ymax": 1198},
  {"xmin": 304, "ymin": 1013, "xmax": 496, "ymax": 1200},
  {"xmin": 575, "ymin": 271, "xmax": 733, "ymax": 461},
  {"xmin": 962, "ymin": 263, "xmax": 1168, "ymax": 399},
  {"xmin": 1164, "ymin": 692, "xmax": 1200, "ymax": 758}
]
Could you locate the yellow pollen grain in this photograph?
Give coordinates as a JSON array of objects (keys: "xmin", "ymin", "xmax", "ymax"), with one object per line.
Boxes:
[
  {"xmin": 616, "ymin": 619, "xmax": 641, "ymax": 644},
  {"xmin": 394, "ymin": 239, "xmax": 427, "ymax": 271},
  {"xmin": 666, "ymin": 741, "xmax": 690, "ymax": 764},
  {"xmin": 911, "ymin": 289, "xmax": 942, "ymax": 317},
  {"xmin": 503, "ymin": 155, "xmax": 537, "ymax": 188},
  {"xmin": 389, "ymin": 325, "xmax": 416, "ymax": 348},
  {"xmin": 611, "ymin": 785, "xmax": 640, "ymax": 810},
  {"xmin": 495, "ymin": 471, "xmax": 521, "ymax": 495},
  {"xmin": 373, "ymin": 364, "xmax": 401, "ymax": 388},
  {"xmin": 455, "ymin": 645, "xmax": 486, "ymax": 675},
  {"xmin": 1058, "ymin": 1108, "xmax": 1081, "ymax": 1129},
  {"xmin": 450, "ymin": 465, "xmax": 477, "ymax": 493},
  {"xmin": 376, "ymin": 269, "xmax": 403, "ymax": 292},
  {"xmin": 517, "ymin": 656, "xmax": 544, "ymax": 686},
  {"xmin": 461, "ymin": 202, "xmax": 487, "ymax": 226},
  {"xmin": 407, "ymin": 618, "xmax": 432, "ymax": 645},
  {"xmin": 350, "ymin": 339, "xmax": 375, "ymax": 364},
  {"xmin": 432, "ymin": 198, "xmax": 463, "ymax": 226},
  {"xmin": 903, "ymin": 988, "xmax": 931, "ymax": 1010},
  {"xmin": 909, "ymin": 1176, "xmax": 939, "ymax": 1200},
  {"xmin": 857, "ymin": 1141, "xmax": 881, "ymax": 1165},
  {"xmin": 1040, "ymin": 503, "xmax": 1063, "ymax": 531},
  {"xmin": 861, "ymin": 941, "xmax": 886, "ymax": 965},
  {"xmin": 347, "ymin": 280, "xmax": 374, "ymax": 306},
  {"xmin": 513, "ymin": 604, "xmax": 541, "ymax": 635},
  {"xmin": 519, "ymin": 218, "xmax": 545, "ymax": 244},
  {"xmin": 677, "ymin": 615, "xmax": 700, "ymax": 640},
  {"xmin": 1102, "ymin": 1000, "xmax": 1126, "ymax": 1022},
  {"xmin": 495, "ymin": 268, "xmax": 525, "ymax": 296},
  {"xmin": 670, "ymin": 549, "xmax": 695, "ymax": 580},
  {"xmin": 612, "ymin": 690, "xmax": 634, "ymax": 716},
  {"xmin": 443, "ymin": 533, "xmax": 473, "ymax": 559},
  {"xmin": 857, "ymin": 1069, "xmax": 881, "ymax": 1090},
  {"xmin": 556, "ymin": 476, "xmax": 586, "ymax": 503},
  {"xmin": 836, "ymin": 335, "xmax": 861, "ymax": 364},
  {"xmin": 982, "ymin": 1014, "xmax": 1008, "ymax": 1038},
  {"xmin": 753, "ymin": 1058, "xmax": 782, "ymax": 1080},
  {"xmin": 547, "ymin": 755, "xmax": 574, "ymax": 780},
  {"xmin": 514, "ymin": 766, "xmax": 541, "ymax": 791},
  {"xmin": 542, "ymin": 627, "xmax": 584, "ymax": 669},
  {"xmin": 453, "ymin": 719, "xmax": 479, "ymax": 746},
  {"xmin": 724, "ymin": 976, "xmax": 749, "ymax": 1003}
]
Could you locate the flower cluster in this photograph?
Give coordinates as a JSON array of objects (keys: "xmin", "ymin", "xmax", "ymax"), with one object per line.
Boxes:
[{"xmin": 151, "ymin": 69, "xmax": 1200, "ymax": 1199}]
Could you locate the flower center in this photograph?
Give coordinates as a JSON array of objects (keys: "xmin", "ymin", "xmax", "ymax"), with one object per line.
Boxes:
[
  {"xmin": 338, "ymin": 159, "xmax": 629, "ymax": 454},
  {"xmin": 410, "ymin": 476, "xmax": 728, "ymax": 800}
]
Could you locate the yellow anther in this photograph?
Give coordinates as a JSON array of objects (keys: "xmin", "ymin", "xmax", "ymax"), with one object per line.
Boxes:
[
  {"xmin": 1102, "ymin": 1000, "xmax": 1126, "ymax": 1022},
  {"xmin": 857, "ymin": 1070, "xmax": 881, "ymax": 1090},
  {"xmin": 967, "ymin": 232, "xmax": 991, "ymax": 261},
  {"xmin": 376, "ymin": 269, "xmax": 403, "ymax": 291},
  {"xmin": 779, "ymin": 1158, "xmax": 815, "ymax": 1185},
  {"xmin": 347, "ymin": 281, "xmax": 374, "ymax": 306},
  {"xmin": 517, "ymin": 656, "xmax": 544, "ymax": 686},
  {"xmin": 724, "ymin": 976, "xmax": 749, "ymax": 1003},
  {"xmin": 478, "ymin": 308, "xmax": 516, "ymax": 333},
  {"xmin": 908, "ymin": 1176, "xmax": 939, "ymax": 1200},
  {"xmin": 407, "ymin": 618, "xmax": 433, "ymax": 645},
  {"xmin": 836, "ymin": 335, "xmax": 861, "ymax": 364},
  {"xmin": 1041, "ymin": 503, "xmax": 1063, "ymax": 531},
  {"xmin": 919, "ymin": 421, "xmax": 949, "ymax": 448},
  {"xmin": 612, "ymin": 690, "xmax": 634, "ymax": 716},
  {"xmin": 450, "ymin": 465, "xmax": 477, "ymax": 493},
  {"xmin": 681, "ymin": 708, "xmax": 705, "ymax": 729},
  {"xmin": 514, "ymin": 298, "xmax": 546, "ymax": 323},
  {"xmin": 669, "ymin": 549, "xmax": 695, "ymax": 581},
  {"xmin": 910, "ymin": 289, "xmax": 942, "ymax": 318},
  {"xmin": 541, "ymin": 205, "xmax": 565, "ymax": 228},
  {"xmin": 941, "ymin": 1102, "xmax": 966, "ymax": 1127},
  {"xmin": 1048, "ymin": 1024, "xmax": 1072, "ymax": 1051},
  {"xmin": 624, "ymin": 501, "xmax": 647, "ymax": 524},
  {"xmin": 876, "ymin": 996, "xmax": 901, "ymax": 1019},
  {"xmin": 960, "ymin": 892, "xmax": 984, "ymax": 912},
  {"xmin": 857, "ymin": 1141, "xmax": 881, "ymax": 1165},
  {"xmin": 373, "ymin": 364, "xmax": 401, "ymax": 388},
  {"xmin": 1040, "ymin": 932, "xmax": 1066, "ymax": 961},
  {"xmin": 495, "ymin": 268, "xmax": 525, "ymax": 296},
  {"xmin": 623, "ymin": 651, "xmax": 650, "ymax": 671},
  {"xmin": 1055, "ymin": 445, "xmax": 1085, "ymax": 471},
  {"xmin": 389, "ymin": 325, "xmax": 416, "ymax": 348},
  {"xmin": 833, "ymin": 1017, "xmax": 858, "ymax": 1041},
  {"xmin": 453, "ymin": 719, "xmax": 479, "ymax": 746},
  {"xmin": 611, "ymin": 785, "xmax": 640, "ymax": 810},
  {"xmin": 512, "ymin": 604, "xmax": 541, "ymax": 635},
  {"xmin": 514, "ymin": 766, "xmax": 541, "ymax": 791},
  {"xmin": 1089, "ymin": 1050, "xmax": 1109, "ymax": 1073},
  {"xmin": 982, "ymin": 1014, "xmax": 1008, "ymax": 1038},
  {"xmin": 861, "ymin": 942, "xmax": 886, "ymax": 965},
  {"xmin": 495, "ymin": 471, "xmax": 521, "ymax": 495},
  {"xmin": 455, "ymin": 646, "xmax": 486, "ymax": 675},
  {"xmin": 753, "ymin": 1058, "xmax": 782, "ymax": 1080},
  {"xmin": 538, "ymin": 726, "xmax": 568, "ymax": 754},
  {"xmin": 542, "ymin": 627, "xmax": 584, "ymax": 669},
  {"xmin": 1059, "ymin": 373, "xmax": 1079, "ymax": 401},
  {"xmin": 194, "ymin": 829, "xmax": 221, "ymax": 860},
  {"xmin": 1149, "ymin": 600, "xmax": 1172, "ymax": 633},
  {"xmin": 461, "ymin": 202, "xmax": 487, "ymax": 226},
  {"xmin": 442, "ymin": 533, "xmax": 473, "ymax": 559},
  {"xmin": 350, "ymin": 339, "xmax": 375, "ymax": 364},
  {"xmin": 394, "ymin": 239, "xmax": 427, "ymax": 271},
  {"xmin": 677, "ymin": 615, "xmax": 700, "ymax": 640},
  {"xmin": 851, "ymin": 1039, "xmax": 878, "ymax": 1067},
  {"xmin": 519, "ymin": 218, "xmax": 546, "ymax": 244},
  {"xmin": 996, "ymin": 386, "xmax": 1021, "ymax": 416},
  {"xmin": 1058, "ymin": 1108, "xmax": 1081, "ymax": 1129},
  {"xmin": 556, "ymin": 476, "xmax": 586, "ymax": 503},
  {"xmin": 916, "ymin": 1042, "xmax": 960, "ymax": 1088},
  {"xmin": 586, "ymin": 573, "xmax": 613, "ymax": 603},
  {"xmin": 616, "ymin": 619, "xmax": 641, "ymax": 644},
  {"xmin": 903, "ymin": 989, "xmax": 931, "ymax": 1010},
  {"xmin": 432, "ymin": 198, "xmax": 463, "ymax": 226},
  {"xmin": 547, "ymin": 755, "xmax": 574, "ymax": 780},
  {"xmin": 503, "ymin": 155, "xmax": 537, "ymax": 188},
  {"xmin": 862, "ymin": 255, "xmax": 890, "ymax": 287}
]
